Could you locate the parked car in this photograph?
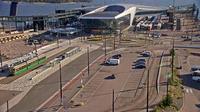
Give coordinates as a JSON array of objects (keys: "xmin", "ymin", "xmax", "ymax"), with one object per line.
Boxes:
[
  {"xmin": 192, "ymin": 70, "xmax": 200, "ymax": 81},
  {"xmin": 141, "ymin": 51, "xmax": 151, "ymax": 57},
  {"xmin": 135, "ymin": 61, "xmax": 146, "ymax": 65},
  {"xmin": 112, "ymin": 54, "xmax": 122, "ymax": 59},
  {"xmin": 135, "ymin": 58, "xmax": 146, "ymax": 63},
  {"xmin": 106, "ymin": 58, "xmax": 120, "ymax": 65},
  {"xmin": 134, "ymin": 64, "xmax": 146, "ymax": 69}
]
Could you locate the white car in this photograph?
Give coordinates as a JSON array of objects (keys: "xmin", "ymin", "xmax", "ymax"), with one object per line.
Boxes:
[
  {"xmin": 192, "ymin": 70, "xmax": 200, "ymax": 81},
  {"xmin": 106, "ymin": 58, "xmax": 120, "ymax": 65}
]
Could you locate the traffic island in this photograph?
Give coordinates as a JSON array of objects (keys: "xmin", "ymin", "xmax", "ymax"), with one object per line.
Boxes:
[
  {"xmin": 154, "ymin": 70, "xmax": 184, "ymax": 112},
  {"xmin": 154, "ymin": 50, "xmax": 184, "ymax": 112}
]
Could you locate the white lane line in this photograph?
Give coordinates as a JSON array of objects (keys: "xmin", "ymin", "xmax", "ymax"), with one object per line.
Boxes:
[
  {"xmin": 186, "ymin": 89, "xmax": 189, "ymax": 93},
  {"xmin": 189, "ymin": 89, "xmax": 193, "ymax": 94}
]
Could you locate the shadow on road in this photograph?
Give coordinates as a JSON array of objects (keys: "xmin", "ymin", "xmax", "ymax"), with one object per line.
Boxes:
[
  {"xmin": 104, "ymin": 74, "xmax": 116, "ymax": 80},
  {"xmin": 195, "ymin": 104, "xmax": 200, "ymax": 108},
  {"xmin": 180, "ymin": 73, "xmax": 200, "ymax": 90}
]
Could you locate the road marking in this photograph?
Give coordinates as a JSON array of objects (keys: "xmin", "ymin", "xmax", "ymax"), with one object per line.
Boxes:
[
  {"xmin": 185, "ymin": 88, "xmax": 193, "ymax": 94},
  {"xmin": 186, "ymin": 89, "xmax": 189, "ymax": 93},
  {"xmin": 189, "ymin": 89, "xmax": 193, "ymax": 93}
]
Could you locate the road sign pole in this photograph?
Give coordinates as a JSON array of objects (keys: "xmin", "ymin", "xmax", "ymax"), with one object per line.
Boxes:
[
  {"xmin": 104, "ymin": 36, "xmax": 107, "ymax": 62},
  {"xmin": 59, "ymin": 62, "xmax": 63, "ymax": 105},
  {"xmin": 112, "ymin": 89, "xmax": 115, "ymax": 112},
  {"xmin": 146, "ymin": 69, "xmax": 149, "ymax": 112},
  {"xmin": 166, "ymin": 73, "xmax": 170, "ymax": 99},
  {"xmin": 7, "ymin": 100, "xmax": 9, "ymax": 112},
  {"xmin": 87, "ymin": 47, "xmax": 90, "ymax": 76},
  {"xmin": 0, "ymin": 49, "xmax": 2, "ymax": 68}
]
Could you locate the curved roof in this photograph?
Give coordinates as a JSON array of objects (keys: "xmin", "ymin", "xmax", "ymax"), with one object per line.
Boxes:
[
  {"xmin": 80, "ymin": 4, "xmax": 166, "ymax": 20},
  {"xmin": 103, "ymin": 5, "xmax": 125, "ymax": 13},
  {"xmin": 80, "ymin": 4, "xmax": 136, "ymax": 19}
]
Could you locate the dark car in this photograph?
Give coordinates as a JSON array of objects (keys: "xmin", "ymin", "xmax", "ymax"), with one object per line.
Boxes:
[
  {"xmin": 141, "ymin": 51, "xmax": 151, "ymax": 57},
  {"xmin": 134, "ymin": 64, "xmax": 146, "ymax": 69},
  {"xmin": 135, "ymin": 58, "xmax": 146, "ymax": 63},
  {"xmin": 112, "ymin": 54, "xmax": 122, "ymax": 59},
  {"xmin": 135, "ymin": 61, "xmax": 146, "ymax": 65}
]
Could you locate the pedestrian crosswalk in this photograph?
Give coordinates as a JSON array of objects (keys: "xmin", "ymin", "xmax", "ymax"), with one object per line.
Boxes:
[{"xmin": 184, "ymin": 88, "xmax": 193, "ymax": 94}]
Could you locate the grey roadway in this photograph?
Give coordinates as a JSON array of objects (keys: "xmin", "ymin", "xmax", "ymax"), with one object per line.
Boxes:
[
  {"xmin": 9, "ymin": 47, "xmax": 105, "ymax": 112},
  {"xmin": 177, "ymin": 48, "xmax": 200, "ymax": 112}
]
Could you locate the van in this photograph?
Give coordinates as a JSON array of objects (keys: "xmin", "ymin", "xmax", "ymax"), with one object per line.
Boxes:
[{"xmin": 106, "ymin": 58, "xmax": 120, "ymax": 65}]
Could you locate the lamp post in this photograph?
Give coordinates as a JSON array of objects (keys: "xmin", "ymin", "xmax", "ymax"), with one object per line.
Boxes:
[
  {"xmin": 0, "ymin": 49, "xmax": 2, "ymax": 68},
  {"xmin": 166, "ymin": 73, "xmax": 172, "ymax": 101},
  {"xmin": 34, "ymin": 42, "xmax": 39, "ymax": 64},
  {"xmin": 56, "ymin": 32, "xmax": 60, "ymax": 48},
  {"xmin": 171, "ymin": 38, "xmax": 175, "ymax": 81},
  {"xmin": 146, "ymin": 69, "xmax": 150, "ymax": 112},
  {"xmin": 112, "ymin": 89, "xmax": 115, "ymax": 112},
  {"xmin": 87, "ymin": 47, "xmax": 90, "ymax": 76},
  {"xmin": 6, "ymin": 100, "xmax": 9, "ymax": 112},
  {"xmin": 104, "ymin": 32, "xmax": 107, "ymax": 62},
  {"xmin": 59, "ymin": 62, "xmax": 63, "ymax": 105}
]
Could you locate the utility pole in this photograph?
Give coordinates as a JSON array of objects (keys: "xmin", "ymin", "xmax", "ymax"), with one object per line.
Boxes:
[
  {"xmin": 104, "ymin": 34, "xmax": 107, "ymax": 62},
  {"xmin": 146, "ymin": 69, "xmax": 149, "ymax": 112},
  {"xmin": 34, "ymin": 42, "xmax": 39, "ymax": 64},
  {"xmin": 6, "ymin": 100, "xmax": 9, "ymax": 112},
  {"xmin": 171, "ymin": 38, "xmax": 175, "ymax": 81},
  {"xmin": 166, "ymin": 73, "xmax": 169, "ymax": 99},
  {"xmin": 119, "ymin": 28, "xmax": 122, "ymax": 44},
  {"xmin": 34, "ymin": 42, "xmax": 38, "ymax": 56},
  {"xmin": 112, "ymin": 89, "xmax": 115, "ymax": 112},
  {"xmin": 69, "ymin": 34, "xmax": 72, "ymax": 45},
  {"xmin": 112, "ymin": 28, "xmax": 115, "ymax": 50},
  {"xmin": 57, "ymin": 32, "xmax": 59, "ymax": 48},
  {"xmin": 0, "ymin": 49, "xmax": 2, "ymax": 68},
  {"xmin": 87, "ymin": 47, "xmax": 90, "ymax": 76},
  {"xmin": 59, "ymin": 62, "xmax": 63, "ymax": 105}
]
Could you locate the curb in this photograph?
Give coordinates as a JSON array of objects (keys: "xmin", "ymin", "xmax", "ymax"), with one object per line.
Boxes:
[{"xmin": 156, "ymin": 50, "xmax": 164, "ymax": 94}]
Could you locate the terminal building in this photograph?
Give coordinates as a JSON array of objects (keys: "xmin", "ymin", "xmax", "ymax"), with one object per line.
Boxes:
[{"xmin": 79, "ymin": 4, "xmax": 166, "ymax": 34}]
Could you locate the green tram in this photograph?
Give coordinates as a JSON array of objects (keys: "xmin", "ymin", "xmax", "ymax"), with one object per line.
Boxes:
[{"xmin": 9, "ymin": 56, "xmax": 47, "ymax": 76}]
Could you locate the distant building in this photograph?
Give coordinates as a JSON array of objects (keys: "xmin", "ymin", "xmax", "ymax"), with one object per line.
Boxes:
[
  {"xmin": 1, "ymin": 0, "xmax": 91, "ymax": 3},
  {"xmin": 79, "ymin": 4, "xmax": 166, "ymax": 34}
]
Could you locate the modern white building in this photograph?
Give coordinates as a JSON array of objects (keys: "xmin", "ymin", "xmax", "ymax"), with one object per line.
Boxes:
[{"xmin": 79, "ymin": 4, "xmax": 166, "ymax": 33}]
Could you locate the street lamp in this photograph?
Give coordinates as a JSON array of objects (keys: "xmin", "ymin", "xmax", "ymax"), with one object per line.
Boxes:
[
  {"xmin": 104, "ymin": 32, "xmax": 107, "ymax": 62},
  {"xmin": 87, "ymin": 47, "xmax": 90, "ymax": 76},
  {"xmin": 171, "ymin": 38, "xmax": 175, "ymax": 81},
  {"xmin": 59, "ymin": 62, "xmax": 63, "ymax": 105},
  {"xmin": 146, "ymin": 69, "xmax": 150, "ymax": 112},
  {"xmin": 166, "ymin": 73, "xmax": 172, "ymax": 101},
  {"xmin": 112, "ymin": 89, "xmax": 115, "ymax": 112},
  {"xmin": 0, "ymin": 48, "xmax": 2, "ymax": 68},
  {"xmin": 56, "ymin": 32, "xmax": 60, "ymax": 48}
]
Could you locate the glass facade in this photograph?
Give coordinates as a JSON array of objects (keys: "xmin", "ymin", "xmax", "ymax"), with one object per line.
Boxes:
[
  {"xmin": 81, "ymin": 14, "xmax": 131, "ymax": 34},
  {"xmin": 116, "ymin": 14, "xmax": 131, "ymax": 30}
]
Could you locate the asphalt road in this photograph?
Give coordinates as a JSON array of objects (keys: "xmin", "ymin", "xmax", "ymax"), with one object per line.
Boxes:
[
  {"xmin": 66, "ymin": 45, "xmax": 162, "ymax": 112},
  {"xmin": 9, "ymin": 47, "xmax": 105, "ymax": 112},
  {"xmin": 177, "ymin": 48, "xmax": 200, "ymax": 112}
]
